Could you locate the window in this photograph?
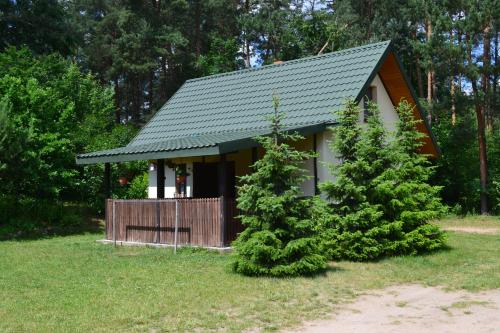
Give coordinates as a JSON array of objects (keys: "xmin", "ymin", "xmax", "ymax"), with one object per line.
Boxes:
[{"xmin": 363, "ymin": 86, "xmax": 377, "ymax": 122}]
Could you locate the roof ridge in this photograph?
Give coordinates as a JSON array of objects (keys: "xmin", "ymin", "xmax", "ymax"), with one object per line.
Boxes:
[{"xmin": 186, "ymin": 40, "xmax": 391, "ymax": 83}]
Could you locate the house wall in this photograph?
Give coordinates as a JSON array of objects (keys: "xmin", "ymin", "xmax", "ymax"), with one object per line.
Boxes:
[
  {"xmin": 148, "ymin": 163, "xmax": 193, "ymax": 198},
  {"xmin": 147, "ymin": 150, "xmax": 253, "ymax": 199},
  {"xmin": 367, "ymin": 74, "xmax": 399, "ymax": 134},
  {"xmin": 314, "ymin": 74, "xmax": 397, "ymax": 194},
  {"xmin": 147, "ymin": 74, "xmax": 397, "ymax": 198}
]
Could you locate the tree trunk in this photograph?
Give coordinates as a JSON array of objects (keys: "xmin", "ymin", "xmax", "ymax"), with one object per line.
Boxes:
[
  {"xmin": 483, "ymin": 24, "xmax": 492, "ymax": 130},
  {"xmin": 245, "ymin": 0, "xmax": 251, "ymax": 68},
  {"xmin": 473, "ymin": 78, "xmax": 489, "ymax": 215},
  {"xmin": 113, "ymin": 78, "xmax": 121, "ymax": 124},
  {"xmin": 426, "ymin": 18, "xmax": 433, "ymax": 125},
  {"xmin": 149, "ymin": 71, "xmax": 154, "ymax": 114},
  {"xmin": 412, "ymin": 29, "xmax": 424, "ymax": 98},
  {"xmin": 466, "ymin": 32, "xmax": 489, "ymax": 215},
  {"xmin": 194, "ymin": 0, "xmax": 201, "ymax": 60},
  {"xmin": 160, "ymin": 55, "xmax": 168, "ymax": 101},
  {"xmin": 365, "ymin": 0, "xmax": 373, "ymax": 39},
  {"xmin": 451, "ymin": 77, "xmax": 456, "ymax": 125},
  {"xmin": 493, "ymin": 28, "xmax": 499, "ymax": 129}
]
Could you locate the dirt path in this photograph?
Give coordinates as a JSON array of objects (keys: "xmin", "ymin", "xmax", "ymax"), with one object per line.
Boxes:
[
  {"xmin": 284, "ymin": 285, "xmax": 500, "ymax": 333},
  {"xmin": 441, "ymin": 226, "xmax": 499, "ymax": 234}
]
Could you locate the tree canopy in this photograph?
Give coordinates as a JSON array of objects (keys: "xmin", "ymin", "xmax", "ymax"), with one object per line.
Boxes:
[{"xmin": 0, "ymin": 0, "xmax": 498, "ymax": 233}]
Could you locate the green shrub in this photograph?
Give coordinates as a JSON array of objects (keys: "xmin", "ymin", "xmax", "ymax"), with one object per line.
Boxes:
[
  {"xmin": 231, "ymin": 96, "xmax": 327, "ymax": 277},
  {"xmin": 491, "ymin": 179, "xmax": 500, "ymax": 215},
  {"xmin": 123, "ymin": 172, "xmax": 149, "ymax": 199}
]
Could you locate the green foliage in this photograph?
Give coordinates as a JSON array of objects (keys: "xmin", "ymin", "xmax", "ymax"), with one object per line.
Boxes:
[
  {"xmin": 122, "ymin": 172, "xmax": 149, "ymax": 200},
  {"xmin": 197, "ymin": 35, "xmax": 243, "ymax": 75},
  {"xmin": 0, "ymin": 47, "xmax": 135, "ymax": 232},
  {"xmin": 232, "ymin": 96, "xmax": 327, "ymax": 276},
  {"xmin": 373, "ymin": 100, "xmax": 447, "ymax": 255},
  {"xmin": 319, "ymin": 100, "xmax": 446, "ymax": 261},
  {"xmin": 0, "ymin": 0, "xmax": 76, "ymax": 55},
  {"xmin": 2, "ymin": 0, "xmax": 496, "ymax": 217},
  {"xmin": 0, "ymin": 48, "xmax": 111, "ymax": 200}
]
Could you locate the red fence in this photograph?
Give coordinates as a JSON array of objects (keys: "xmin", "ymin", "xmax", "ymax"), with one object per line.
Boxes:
[{"xmin": 105, "ymin": 198, "xmax": 243, "ymax": 248}]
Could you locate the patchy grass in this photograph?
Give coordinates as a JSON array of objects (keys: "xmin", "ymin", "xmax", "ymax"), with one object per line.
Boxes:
[
  {"xmin": 449, "ymin": 300, "xmax": 492, "ymax": 309},
  {"xmin": 439, "ymin": 300, "xmax": 493, "ymax": 315},
  {"xmin": 0, "ymin": 216, "xmax": 499, "ymax": 332}
]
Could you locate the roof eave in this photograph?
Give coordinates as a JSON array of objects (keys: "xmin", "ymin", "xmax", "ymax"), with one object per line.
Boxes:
[
  {"xmin": 389, "ymin": 50, "xmax": 441, "ymax": 157},
  {"xmin": 355, "ymin": 41, "xmax": 441, "ymax": 158},
  {"xmin": 75, "ymin": 145, "xmax": 220, "ymax": 165},
  {"xmin": 76, "ymin": 123, "xmax": 332, "ymax": 165},
  {"xmin": 354, "ymin": 40, "xmax": 392, "ymax": 104}
]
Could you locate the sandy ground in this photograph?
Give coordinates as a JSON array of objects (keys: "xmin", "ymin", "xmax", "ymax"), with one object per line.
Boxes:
[
  {"xmin": 441, "ymin": 226, "xmax": 499, "ymax": 234},
  {"xmin": 284, "ymin": 285, "xmax": 500, "ymax": 333}
]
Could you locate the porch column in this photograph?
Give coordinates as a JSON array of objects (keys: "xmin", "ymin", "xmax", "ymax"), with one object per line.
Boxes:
[
  {"xmin": 218, "ymin": 154, "xmax": 228, "ymax": 246},
  {"xmin": 251, "ymin": 147, "xmax": 258, "ymax": 166},
  {"xmin": 313, "ymin": 134, "xmax": 319, "ymax": 195},
  {"xmin": 104, "ymin": 162, "xmax": 111, "ymax": 199},
  {"xmin": 156, "ymin": 159, "xmax": 165, "ymax": 199},
  {"xmin": 218, "ymin": 154, "xmax": 228, "ymax": 197}
]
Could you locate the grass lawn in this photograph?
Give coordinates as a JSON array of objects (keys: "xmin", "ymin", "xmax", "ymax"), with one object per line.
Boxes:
[{"xmin": 0, "ymin": 216, "xmax": 499, "ymax": 333}]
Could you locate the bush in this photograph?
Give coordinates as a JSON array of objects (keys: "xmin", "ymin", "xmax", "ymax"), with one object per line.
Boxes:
[
  {"xmin": 231, "ymin": 96, "xmax": 327, "ymax": 277},
  {"xmin": 123, "ymin": 172, "xmax": 149, "ymax": 199}
]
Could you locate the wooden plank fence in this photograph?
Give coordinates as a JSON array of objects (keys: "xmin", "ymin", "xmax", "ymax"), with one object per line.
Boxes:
[{"xmin": 105, "ymin": 198, "xmax": 244, "ymax": 248}]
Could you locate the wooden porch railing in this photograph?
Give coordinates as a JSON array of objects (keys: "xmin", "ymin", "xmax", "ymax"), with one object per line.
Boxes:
[{"xmin": 105, "ymin": 197, "xmax": 243, "ymax": 248}]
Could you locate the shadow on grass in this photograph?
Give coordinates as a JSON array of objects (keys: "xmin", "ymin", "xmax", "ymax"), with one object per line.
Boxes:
[
  {"xmin": 368, "ymin": 244, "xmax": 454, "ymax": 264},
  {"xmin": 0, "ymin": 205, "xmax": 105, "ymax": 241},
  {"xmin": 224, "ymin": 262, "xmax": 346, "ymax": 280}
]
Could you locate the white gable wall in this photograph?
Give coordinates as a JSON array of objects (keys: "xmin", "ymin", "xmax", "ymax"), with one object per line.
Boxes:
[
  {"xmin": 313, "ymin": 73, "xmax": 397, "ymax": 196},
  {"xmin": 367, "ymin": 74, "xmax": 398, "ymax": 135}
]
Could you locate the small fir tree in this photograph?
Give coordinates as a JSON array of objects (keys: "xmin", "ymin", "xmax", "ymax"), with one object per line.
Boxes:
[
  {"xmin": 231, "ymin": 95, "xmax": 327, "ymax": 277},
  {"xmin": 319, "ymin": 100, "xmax": 389, "ymax": 260},
  {"xmin": 319, "ymin": 99, "xmax": 446, "ymax": 261},
  {"xmin": 373, "ymin": 100, "xmax": 446, "ymax": 255}
]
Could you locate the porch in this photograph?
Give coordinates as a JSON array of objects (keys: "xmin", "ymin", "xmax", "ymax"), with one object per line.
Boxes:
[
  {"xmin": 104, "ymin": 197, "xmax": 243, "ymax": 248},
  {"xmin": 76, "ymin": 125, "xmax": 325, "ymax": 249}
]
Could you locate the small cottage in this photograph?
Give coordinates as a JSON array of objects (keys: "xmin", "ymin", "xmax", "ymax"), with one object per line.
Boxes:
[{"xmin": 77, "ymin": 40, "xmax": 438, "ymax": 249}]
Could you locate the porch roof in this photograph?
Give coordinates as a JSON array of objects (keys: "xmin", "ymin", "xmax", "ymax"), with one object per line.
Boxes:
[{"xmin": 76, "ymin": 123, "xmax": 327, "ymax": 164}]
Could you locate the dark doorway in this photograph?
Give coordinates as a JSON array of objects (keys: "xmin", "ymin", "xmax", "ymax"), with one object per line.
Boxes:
[{"xmin": 193, "ymin": 162, "xmax": 236, "ymax": 198}]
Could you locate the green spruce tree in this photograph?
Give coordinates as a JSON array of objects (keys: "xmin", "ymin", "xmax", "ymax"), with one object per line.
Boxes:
[
  {"xmin": 319, "ymin": 100, "xmax": 388, "ymax": 261},
  {"xmin": 231, "ymin": 95, "xmax": 327, "ymax": 277},
  {"xmin": 374, "ymin": 100, "xmax": 446, "ymax": 255},
  {"xmin": 319, "ymin": 99, "xmax": 446, "ymax": 261}
]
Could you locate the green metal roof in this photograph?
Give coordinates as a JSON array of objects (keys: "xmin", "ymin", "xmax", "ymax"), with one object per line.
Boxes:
[{"xmin": 76, "ymin": 40, "xmax": 392, "ymax": 164}]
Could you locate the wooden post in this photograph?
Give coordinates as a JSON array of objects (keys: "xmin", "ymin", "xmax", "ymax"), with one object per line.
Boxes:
[
  {"xmin": 104, "ymin": 163, "xmax": 111, "ymax": 199},
  {"xmin": 313, "ymin": 134, "xmax": 319, "ymax": 195},
  {"xmin": 156, "ymin": 200, "xmax": 160, "ymax": 243},
  {"xmin": 219, "ymin": 196, "xmax": 226, "ymax": 248},
  {"xmin": 156, "ymin": 159, "xmax": 165, "ymax": 199},
  {"xmin": 251, "ymin": 147, "xmax": 258, "ymax": 166},
  {"xmin": 174, "ymin": 200, "xmax": 179, "ymax": 254},
  {"xmin": 112, "ymin": 200, "xmax": 116, "ymax": 247},
  {"xmin": 104, "ymin": 163, "xmax": 112, "ymax": 243},
  {"xmin": 218, "ymin": 154, "xmax": 227, "ymax": 247}
]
